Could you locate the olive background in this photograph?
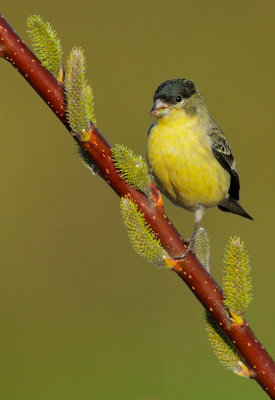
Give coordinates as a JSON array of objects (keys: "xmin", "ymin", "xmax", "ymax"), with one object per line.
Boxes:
[{"xmin": 0, "ymin": 1, "xmax": 274, "ymax": 399}]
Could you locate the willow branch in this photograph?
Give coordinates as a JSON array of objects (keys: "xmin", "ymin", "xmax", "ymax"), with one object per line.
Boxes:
[{"xmin": 0, "ymin": 15, "xmax": 274, "ymax": 398}]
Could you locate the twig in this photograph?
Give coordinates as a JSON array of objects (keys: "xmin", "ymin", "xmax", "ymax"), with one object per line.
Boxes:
[{"xmin": 0, "ymin": 14, "xmax": 274, "ymax": 398}]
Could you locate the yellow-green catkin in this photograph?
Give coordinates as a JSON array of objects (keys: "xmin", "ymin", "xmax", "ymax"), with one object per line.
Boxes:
[
  {"xmin": 120, "ymin": 196, "xmax": 169, "ymax": 267},
  {"xmin": 205, "ymin": 313, "xmax": 249, "ymax": 377},
  {"xmin": 112, "ymin": 144, "xmax": 152, "ymax": 195},
  {"xmin": 194, "ymin": 227, "xmax": 210, "ymax": 272},
  {"xmin": 64, "ymin": 47, "xmax": 96, "ymax": 139},
  {"xmin": 223, "ymin": 237, "xmax": 252, "ymax": 315},
  {"xmin": 65, "ymin": 47, "xmax": 89, "ymax": 134},
  {"xmin": 77, "ymin": 146, "xmax": 98, "ymax": 175},
  {"xmin": 84, "ymin": 84, "xmax": 96, "ymax": 126},
  {"xmin": 27, "ymin": 15, "xmax": 62, "ymax": 78}
]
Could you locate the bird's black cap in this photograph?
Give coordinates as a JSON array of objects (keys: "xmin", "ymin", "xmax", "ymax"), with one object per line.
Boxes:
[{"xmin": 153, "ymin": 79, "xmax": 196, "ymax": 104}]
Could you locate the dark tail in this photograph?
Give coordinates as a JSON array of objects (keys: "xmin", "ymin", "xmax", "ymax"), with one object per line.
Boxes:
[{"xmin": 218, "ymin": 197, "xmax": 253, "ymax": 220}]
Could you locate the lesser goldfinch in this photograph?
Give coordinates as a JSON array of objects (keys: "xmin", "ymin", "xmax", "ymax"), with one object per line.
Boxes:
[{"xmin": 147, "ymin": 79, "xmax": 253, "ymax": 257}]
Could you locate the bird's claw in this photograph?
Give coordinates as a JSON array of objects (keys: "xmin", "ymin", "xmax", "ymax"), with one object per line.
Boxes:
[{"xmin": 175, "ymin": 241, "xmax": 194, "ymax": 260}]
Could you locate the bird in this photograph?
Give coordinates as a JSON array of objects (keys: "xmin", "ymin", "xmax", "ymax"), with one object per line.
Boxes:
[{"xmin": 147, "ymin": 79, "xmax": 253, "ymax": 258}]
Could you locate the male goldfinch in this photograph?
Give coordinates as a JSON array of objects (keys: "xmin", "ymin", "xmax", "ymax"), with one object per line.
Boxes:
[{"xmin": 147, "ymin": 79, "xmax": 253, "ymax": 257}]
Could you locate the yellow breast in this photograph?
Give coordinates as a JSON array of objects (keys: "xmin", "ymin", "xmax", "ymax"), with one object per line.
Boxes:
[{"xmin": 147, "ymin": 114, "xmax": 230, "ymax": 210}]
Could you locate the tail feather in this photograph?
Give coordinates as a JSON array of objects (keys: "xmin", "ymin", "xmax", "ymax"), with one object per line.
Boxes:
[{"xmin": 218, "ymin": 198, "xmax": 253, "ymax": 220}]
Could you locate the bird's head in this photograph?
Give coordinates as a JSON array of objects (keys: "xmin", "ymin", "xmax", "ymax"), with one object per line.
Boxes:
[{"xmin": 150, "ymin": 79, "xmax": 202, "ymax": 119}]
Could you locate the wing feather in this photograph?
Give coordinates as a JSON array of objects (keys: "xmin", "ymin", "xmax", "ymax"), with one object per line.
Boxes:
[{"xmin": 208, "ymin": 127, "xmax": 240, "ymax": 200}]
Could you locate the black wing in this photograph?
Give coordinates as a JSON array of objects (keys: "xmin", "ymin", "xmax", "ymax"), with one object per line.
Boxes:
[{"xmin": 209, "ymin": 127, "xmax": 240, "ymax": 201}]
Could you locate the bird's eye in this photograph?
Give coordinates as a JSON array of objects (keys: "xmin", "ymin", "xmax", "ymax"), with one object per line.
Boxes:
[{"xmin": 175, "ymin": 96, "xmax": 182, "ymax": 102}]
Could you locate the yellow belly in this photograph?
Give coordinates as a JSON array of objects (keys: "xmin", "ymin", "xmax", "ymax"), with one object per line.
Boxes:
[{"xmin": 147, "ymin": 116, "xmax": 230, "ymax": 210}]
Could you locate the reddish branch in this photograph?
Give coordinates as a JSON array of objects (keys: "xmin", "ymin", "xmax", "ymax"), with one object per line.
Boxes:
[{"xmin": 0, "ymin": 15, "xmax": 274, "ymax": 398}]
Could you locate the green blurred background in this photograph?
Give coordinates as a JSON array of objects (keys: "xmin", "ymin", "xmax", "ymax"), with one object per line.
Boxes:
[{"xmin": 0, "ymin": 1, "xmax": 274, "ymax": 399}]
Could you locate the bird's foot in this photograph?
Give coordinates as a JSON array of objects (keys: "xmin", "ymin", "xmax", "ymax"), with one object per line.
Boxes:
[
  {"xmin": 175, "ymin": 239, "xmax": 195, "ymax": 260},
  {"xmin": 174, "ymin": 214, "xmax": 202, "ymax": 260}
]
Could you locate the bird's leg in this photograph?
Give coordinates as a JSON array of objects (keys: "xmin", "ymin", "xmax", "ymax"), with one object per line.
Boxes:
[
  {"xmin": 176, "ymin": 221, "xmax": 198, "ymax": 259},
  {"xmin": 176, "ymin": 207, "xmax": 205, "ymax": 259}
]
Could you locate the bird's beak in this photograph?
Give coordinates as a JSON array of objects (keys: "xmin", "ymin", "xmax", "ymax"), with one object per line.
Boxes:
[{"xmin": 150, "ymin": 99, "xmax": 169, "ymax": 117}]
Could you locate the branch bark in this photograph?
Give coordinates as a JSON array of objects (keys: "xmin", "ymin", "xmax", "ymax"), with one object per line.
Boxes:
[{"xmin": 0, "ymin": 14, "xmax": 274, "ymax": 398}]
